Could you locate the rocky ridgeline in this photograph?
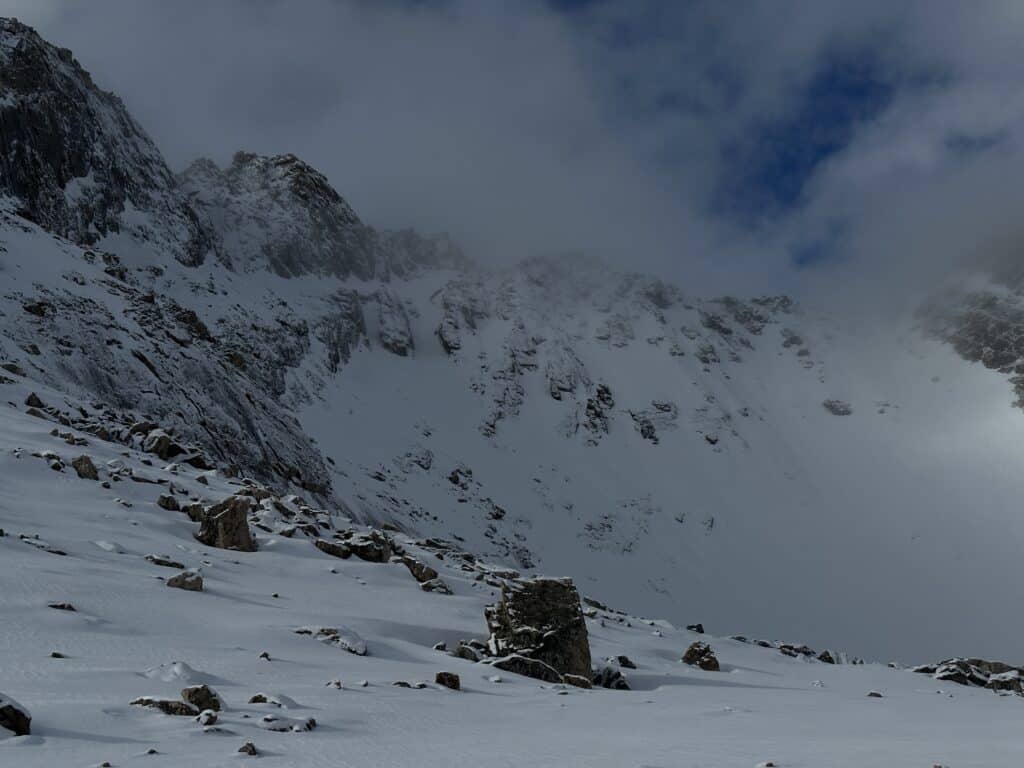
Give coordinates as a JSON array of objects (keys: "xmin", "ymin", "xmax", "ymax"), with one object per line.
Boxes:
[{"xmin": 0, "ymin": 18, "xmax": 213, "ymax": 266}]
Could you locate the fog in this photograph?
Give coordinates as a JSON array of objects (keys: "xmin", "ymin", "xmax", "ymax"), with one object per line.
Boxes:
[{"xmin": 7, "ymin": 0, "xmax": 1022, "ymax": 300}]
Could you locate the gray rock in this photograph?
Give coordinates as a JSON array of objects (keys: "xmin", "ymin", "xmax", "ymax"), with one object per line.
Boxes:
[
  {"xmin": 435, "ymin": 672, "xmax": 460, "ymax": 690},
  {"xmin": 131, "ymin": 697, "xmax": 199, "ymax": 716},
  {"xmin": 71, "ymin": 455, "xmax": 99, "ymax": 480},
  {"xmin": 681, "ymin": 641, "xmax": 720, "ymax": 671},
  {"xmin": 194, "ymin": 496, "xmax": 256, "ymax": 552},
  {"xmin": 485, "ymin": 577, "xmax": 592, "ymax": 679},
  {"xmin": 166, "ymin": 571, "xmax": 203, "ymax": 592},
  {"xmin": 181, "ymin": 685, "xmax": 221, "ymax": 712},
  {"xmin": 0, "ymin": 693, "xmax": 31, "ymax": 735}
]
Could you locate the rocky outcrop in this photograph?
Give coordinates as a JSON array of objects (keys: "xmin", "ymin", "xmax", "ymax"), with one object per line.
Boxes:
[
  {"xmin": 485, "ymin": 577, "xmax": 592, "ymax": 679},
  {"xmin": 0, "ymin": 19, "xmax": 215, "ymax": 266},
  {"xmin": 376, "ymin": 290, "xmax": 414, "ymax": 356},
  {"xmin": 912, "ymin": 658, "xmax": 1024, "ymax": 696},
  {"xmin": 181, "ymin": 685, "xmax": 221, "ymax": 712},
  {"xmin": 681, "ymin": 641, "xmax": 720, "ymax": 671},
  {"xmin": 194, "ymin": 496, "xmax": 256, "ymax": 552},
  {"xmin": 0, "ymin": 693, "xmax": 31, "ymax": 736}
]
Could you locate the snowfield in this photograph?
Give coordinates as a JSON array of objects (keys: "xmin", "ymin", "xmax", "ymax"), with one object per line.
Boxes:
[{"xmin": 1, "ymin": 388, "xmax": 1022, "ymax": 767}]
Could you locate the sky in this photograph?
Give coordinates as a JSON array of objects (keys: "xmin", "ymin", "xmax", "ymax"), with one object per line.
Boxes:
[{"xmin": 7, "ymin": 0, "xmax": 1024, "ymax": 299}]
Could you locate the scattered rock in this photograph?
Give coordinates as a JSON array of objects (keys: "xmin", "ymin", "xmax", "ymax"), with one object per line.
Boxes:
[
  {"xmin": 435, "ymin": 671, "xmax": 460, "ymax": 690},
  {"xmin": 681, "ymin": 641, "xmax": 720, "ymax": 671},
  {"xmin": 156, "ymin": 494, "xmax": 180, "ymax": 511},
  {"xmin": 400, "ymin": 556, "xmax": 438, "ymax": 584},
  {"xmin": 592, "ymin": 665, "xmax": 631, "ymax": 690},
  {"xmin": 822, "ymin": 399, "xmax": 853, "ymax": 416},
  {"xmin": 817, "ymin": 650, "xmax": 836, "ymax": 664},
  {"xmin": 24, "ymin": 392, "xmax": 44, "ymax": 409},
  {"xmin": 71, "ymin": 455, "xmax": 99, "ymax": 480},
  {"xmin": 485, "ymin": 577, "xmax": 592, "ymax": 679},
  {"xmin": 686, "ymin": 623, "xmax": 705, "ymax": 634},
  {"xmin": 194, "ymin": 496, "xmax": 256, "ymax": 552},
  {"xmin": 181, "ymin": 684, "xmax": 221, "ymax": 711},
  {"xmin": 866, "ymin": 691, "xmax": 883, "ymax": 698},
  {"xmin": 47, "ymin": 602, "xmax": 76, "ymax": 612},
  {"xmin": 166, "ymin": 570, "xmax": 203, "ymax": 592},
  {"xmin": 131, "ymin": 697, "xmax": 199, "ymax": 716},
  {"xmin": 0, "ymin": 693, "xmax": 31, "ymax": 736},
  {"xmin": 196, "ymin": 709, "xmax": 218, "ymax": 726},
  {"xmin": 294, "ymin": 626, "xmax": 367, "ymax": 655},
  {"xmin": 238, "ymin": 741, "xmax": 258, "ymax": 755},
  {"xmin": 491, "ymin": 654, "xmax": 564, "ymax": 684},
  {"xmin": 145, "ymin": 554, "xmax": 186, "ymax": 569}
]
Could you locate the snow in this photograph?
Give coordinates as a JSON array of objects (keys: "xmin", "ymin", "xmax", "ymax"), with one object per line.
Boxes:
[{"xmin": 0, "ymin": 390, "xmax": 1021, "ymax": 766}]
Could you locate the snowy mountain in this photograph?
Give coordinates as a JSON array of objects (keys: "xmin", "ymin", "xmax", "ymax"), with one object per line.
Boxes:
[{"xmin": 3, "ymin": 17, "xmax": 1024, "ymax": 764}]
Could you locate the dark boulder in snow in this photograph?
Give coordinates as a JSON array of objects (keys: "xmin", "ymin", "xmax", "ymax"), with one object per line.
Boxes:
[
  {"xmin": 194, "ymin": 496, "xmax": 256, "ymax": 552},
  {"xmin": 822, "ymin": 399, "xmax": 853, "ymax": 416},
  {"xmin": 71, "ymin": 454, "xmax": 99, "ymax": 480},
  {"xmin": 681, "ymin": 641, "xmax": 720, "ymax": 671},
  {"xmin": 435, "ymin": 671, "xmax": 460, "ymax": 690},
  {"xmin": 0, "ymin": 693, "xmax": 31, "ymax": 736},
  {"xmin": 485, "ymin": 577, "xmax": 592, "ymax": 679},
  {"xmin": 592, "ymin": 665, "xmax": 630, "ymax": 690},
  {"xmin": 181, "ymin": 684, "xmax": 221, "ymax": 712},
  {"xmin": 156, "ymin": 494, "xmax": 180, "ymax": 512}
]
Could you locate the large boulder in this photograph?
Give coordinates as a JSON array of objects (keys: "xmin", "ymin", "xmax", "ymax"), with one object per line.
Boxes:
[
  {"xmin": 181, "ymin": 684, "xmax": 221, "ymax": 712},
  {"xmin": 681, "ymin": 641, "xmax": 720, "ymax": 671},
  {"xmin": 166, "ymin": 570, "xmax": 203, "ymax": 591},
  {"xmin": 0, "ymin": 693, "xmax": 31, "ymax": 736},
  {"xmin": 485, "ymin": 577, "xmax": 592, "ymax": 679},
  {"xmin": 194, "ymin": 496, "xmax": 256, "ymax": 552}
]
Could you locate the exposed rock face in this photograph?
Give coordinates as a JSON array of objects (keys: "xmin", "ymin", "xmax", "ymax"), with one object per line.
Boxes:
[
  {"xmin": 485, "ymin": 577, "xmax": 592, "ymax": 679},
  {"xmin": 179, "ymin": 152, "xmax": 466, "ymax": 279},
  {"xmin": 166, "ymin": 570, "xmax": 203, "ymax": 591},
  {"xmin": 0, "ymin": 693, "xmax": 31, "ymax": 736},
  {"xmin": 376, "ymin": 290, "xmax": 415, "ymax": 356},
  {"xmin": 0, "ymin": 18, "xmax": 214, "ymax": 266},
  {"xmin": 194, "ymin": 496, "xmax": 256, "ymax": 552}
]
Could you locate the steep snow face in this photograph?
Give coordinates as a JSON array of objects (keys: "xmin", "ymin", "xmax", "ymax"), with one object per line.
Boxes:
[
  {"xmin": 179, "ymin": 151, "xmax": 468, "ymax": 279},
  {"xmin": 0, "ymin": 19, "xmax": 215, "ymax": 267},
  {"xmin": 296, "ymin": 255, "xmax": 1024, "ymax": 662}
]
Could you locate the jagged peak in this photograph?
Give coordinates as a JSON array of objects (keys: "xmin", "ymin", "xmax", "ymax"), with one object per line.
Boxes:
[{"xmin": 0, "ymin": 17, "xmax": 216, "ymax": 266}]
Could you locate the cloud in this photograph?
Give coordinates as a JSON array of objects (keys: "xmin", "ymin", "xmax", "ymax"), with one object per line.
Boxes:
[{"xmin": 10, "ymin": 0, "xmax": 1024, "ymax": 300}]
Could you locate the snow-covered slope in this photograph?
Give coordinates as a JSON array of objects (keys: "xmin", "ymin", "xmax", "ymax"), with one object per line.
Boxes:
[
  {"xmin": 1, "ymin": 393, "xmax": 1020, "ymax": 767},
  {"xmin": 4, "ymin": 18, "xmax": 1024, "ymax": 759}
]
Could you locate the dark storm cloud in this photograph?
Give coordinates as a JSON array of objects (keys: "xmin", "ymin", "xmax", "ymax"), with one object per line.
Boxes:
[{"xmin": 9, "ymin": 0, "xmax": 1024, "ymax": 297}]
